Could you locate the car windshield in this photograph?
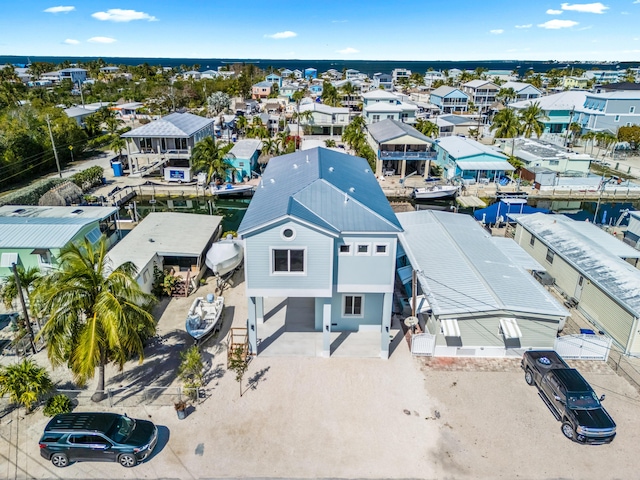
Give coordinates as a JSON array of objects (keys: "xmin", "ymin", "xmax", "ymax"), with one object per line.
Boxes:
[
  {"xmin": 107, "ymin": 416, "xmax": 136, "ymax": 443},
  {"xmin": 567, "ymin": 392, "xmax": 600, "ymax": 409}
]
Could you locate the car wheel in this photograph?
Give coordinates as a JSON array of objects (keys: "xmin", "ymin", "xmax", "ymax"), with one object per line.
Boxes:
[
  {"xmin": 524, "ymin": 369, "xmax": 535, "ymax": 386},
  {"xmin": 562, "ymin": 421, "xmax": 575, "ymax": 441},
  {"xmin": 51, "ymin": 453, "xmax": 69, "ymax": 468},
  {"xmin": 119, "ymin": 453, "xmax": 137, "ymax": 468}
]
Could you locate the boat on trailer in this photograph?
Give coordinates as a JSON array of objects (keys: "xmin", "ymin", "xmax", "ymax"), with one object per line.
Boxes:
[
  {"xmin": 186, "ymin": 294, "xmax": 224, "ymax": 341},
  {"xmin": 411, "ymin": 184, "xmax": 459, "ymax": 200},
  {"xmin": 205, "ymin": 236, "xmax": 244, "ymax": 277}
]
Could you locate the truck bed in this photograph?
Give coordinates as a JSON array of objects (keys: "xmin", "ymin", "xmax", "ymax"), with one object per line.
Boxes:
[{"xmin": 523, "ymin": 350, "xmax": 569, "ymax": 372}]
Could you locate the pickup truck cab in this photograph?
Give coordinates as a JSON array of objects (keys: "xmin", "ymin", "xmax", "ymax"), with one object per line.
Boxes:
[{"xmin": 521, "ymin": 350, "xmax": 616, "ymax": 444}]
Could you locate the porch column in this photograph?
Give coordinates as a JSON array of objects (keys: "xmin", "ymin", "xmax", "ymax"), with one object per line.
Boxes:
[
  {"xmin": 256, "ymin": 297, "xmax": 264, "ymax": 325},
  {"xmin": 247, "ymin": 296, "xmax": 258, "ymax": 355},
  {"xmin": 321, "ymin": 298, "xmax": 331, "ymax": 358},
  {"xmin": 376, "ymin": 157, "xmax": 383, "ymax": 177},
  {"xmin": 400, "ymin": 145, "xmax": 407, "ymax": 178},
  {"xmin": 126, "ymin": 141, "xmax": 133, "ymax": 173},
  {"xmin": 380, "ymin": 292, "xmax": 393, "ymax": 359}
]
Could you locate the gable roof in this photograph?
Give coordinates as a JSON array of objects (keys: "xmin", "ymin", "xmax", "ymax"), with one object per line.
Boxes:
[
  {"xmin": 436, "ymin": 136, "xmax": 508, "ymax": 160},
  {"xmin": 509, "ymin": 90, "xmax": 586, "ymax": 111},
  {"xmin": 367, "ymin": 119, "xmax": 432, "ymax": 144},
  {"xmin": 300, "ymin": 103, "xmax": 349, "ymax": 115},
  {"xmin": 121, "ymin": 112, "xmax": 214, "ymax": 139},
  {"xmin": 501, "ymin": 81, "xmax": 542, "ymax": 94},
  {"xmin": 362, "ymin": 90, "xmax": 398, "ymax": 100},
  {"xmin": 463, "ymin": 80, "xmax": 498, "ymax": 89},
  {"xmin": 229, "ymin": 139, "xmax": 262, "ymax": 159},
  {"xmin": 430, "ymin": 86, "xmax": 467, "ymax": 98},
  {"xmin": 238, "ymin": 147, "xmax": 402, "ymax": 236}
]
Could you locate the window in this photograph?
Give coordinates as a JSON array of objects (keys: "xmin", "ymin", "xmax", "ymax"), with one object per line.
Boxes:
[
  {"xmin": 372, "ymin": 114, "xmax": 380, "ymax": 123},
  {"xmin": 549, "ymin": 160, "xmax": 559, "ymax": 166},
  {"xmin": 85, "ymin": 227, "xmax": 102, "ymax": 244},
  {"xmin": 143, "ymin": 269, "xmax": 150, "ymax": 283},
  {"xmin": 141, "ymin": 138, "xmax": 152, "ymax": 150},
  {"xmin": 176, "ymin": 138, "xmax": 188, "ymax": 150},
  {"xmin": 281, "ymin": 227, "xmax": 295, "ymax": 241},
  {"xmin": 69, "ymin": 435, "xmax": 111, "ymax": 445},
  {"xmin": 630, "ymin": 106, "xmax": 635, "ymax": 114},
  {"xmin": 614, "ymin": 115, "xmax": 620, "ymax": 122},
  {"xmin": 356, "ymin": 244, "xmax": 370, "ymax": 255},
  {"xmin": 375, "ymin": 244, "xmax": 388, "ymax": 255},
  {"xmin": 272, "ymin": 249, "xmax": 305, "ymax": 273},
  {"xmin": 343, "ymin": 295, "xmax": 363, "ymax": 316},
  {"xmin": 339, "ymin": 244, "xmax": 352, "ymax": 255},
  {"xmin": 546, "ymin": 249, "xmax": 555, "ymax": 264},
  {"xmin": 529, "ymin": 234, "xmax": 535, "ymax": 247}
]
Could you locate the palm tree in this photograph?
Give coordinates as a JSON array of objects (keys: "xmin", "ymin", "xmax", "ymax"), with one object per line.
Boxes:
[
  {"xmin": 104, "ymin": 116, "xmax": 124, "ymax": 135},
  {"xmin": 415, "ymin": 118, "xmax": 439, "ymax": 138},
  {"xmin": 324, "ymin": 139, "xmax": 337, "ymax": 148},
  {"xmin": 582, "ymin": 131, "xmax": 597, "ymax": 155},
  {"xmin": 109, "ymin": 137, "xmax": 127, "ymax": 159},
  {"xmin": 0, "ymin": 358, "xmax": 53, "ymax": 413},
  {"xmin": 595, "ymin": 131, "xmax": 617, "ymax": 159},
  {"xmin": 569, "ymin": 122, "xmax": 582, "ymax": 145},
  {"xmin": 519, "ymin": 102, "xmax": 548, "ymax": 138},
  {"xmin": 342, "ymin": 116, "xmax": 367, "ymax": 151},
  {"xmin": 83, "ymin": 114, "xmax": 102, "ymax": 137},
  {"xmin": 496, "ymin": 87, "xmax": 517, "ymax": 105},
  {"xmin": 340, "ymin": 82, "xmax": 357, "ymax": 108},
  {"xmin": 34, "ymin": 237, "xmax": 156, "ymax": 401},
  {"xmin": 191, "ymin": 136, "xmax": 234, "ymax": 184},
  {"xmin": 490, "ymin": 108, "xmax": 521, "ymax": 156},
  {"xmin": 235, "ymin": 115, "xmax": 248, "ymax": 138},
  {"xmin": 2, "ymin": 266, "xmax": 41, "ymax": 310}
]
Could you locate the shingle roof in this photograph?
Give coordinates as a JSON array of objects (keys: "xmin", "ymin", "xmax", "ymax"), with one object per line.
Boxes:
[
  {"xmin": 238, "ymin": 148, "xmax": 402, "ymax": 236},
  {"xmin": 121, "ymin": 112, "xmax": 214, "ymax": 139},
  {"xmin": 367, "ymin": 119, "xmax": 432, "ymax": 144}
]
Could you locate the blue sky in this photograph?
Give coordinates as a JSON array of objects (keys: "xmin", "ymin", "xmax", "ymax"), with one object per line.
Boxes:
[{"xmin": 1, "ymin": 1, "xmax": 640, "ymax": 61}]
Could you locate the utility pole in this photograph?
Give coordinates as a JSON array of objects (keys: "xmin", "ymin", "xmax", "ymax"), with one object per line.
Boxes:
[
  {"xmin": 12, "ymin": 263, "xmax": 37, "ymax": 355},
  {"xmin": 46, "ymin": 115, "xmax": 62, "ymax": 178},
  {"xmin": 564, "ymin": 107, "xmax": 575, "ymax": 148}
]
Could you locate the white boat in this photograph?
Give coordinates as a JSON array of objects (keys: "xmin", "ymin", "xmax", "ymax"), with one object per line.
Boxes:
[
  {"xmin": 210, "ymin": 183, "xmax": 255, "ymax": 196},
  {"xmin": 411, "ymin": 185, "xmax": 459, "ymax": 200},
  {"xmin": 186, "ymin": 294, "xmax": 224, "ymax": 341},
  {"xmin": 205, "ymin": 236, "xmax": 244, "ymax": 276}
]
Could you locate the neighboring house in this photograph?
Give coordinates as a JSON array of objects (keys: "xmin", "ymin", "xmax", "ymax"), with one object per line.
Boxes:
[
  {"xmin": 0, "ymin": 206, "xmax": 120, "ymax": 278},
  {"xmin": 433, "ymin": 136, "xmax": 514, "ymax": 181},
  {"xmin": 366, "ymin": 118, "xmax": 435, "ymax": 177},
  {"xmin": 433, "ymin": 114, "xmax": 480, "ymax": 137},
  {"xmin": 424, "ymin": 71, "xmax": 445, "ymax": 86},
  {"xmin": 500, "ymin": 81, "xmax": 542, "ymax": 102},
  {"xmin": 561, "ymin": 76, "xmax": 589, "ymax": 89},
  {"xmin": 227, "ymin": 139, "xmax": 262, "ymax": 182},
  {"xmin": 625, "ymin": 211, "xmax": 640, "ymax": 249},
  {"xmin": 509, "ymin": 90, "xmax": 586, "ymax": 134},
  {"xmin": 100, "ymin": 66, "xmax": 119, "ymax": 74},
  {"xmin": 345, "ymin": 69, "xmax": 364, "ymax": 81},
  {"xmin": 110, "ymin": 101, "xmax": 146, "ymax": 118},
  {"xmin": 462, "ymin": 80, "xmax": 499, "ymax": 112},
  {"xmin": 372, "ymin": 73, "xmax": 393, "ymax": 91},
  {"xmin": 309, "ymin": 83, "xmax": 323, "ymax": 96},
  {"xmin": 583, "ymin": 70, "xmax": 624, "ymax": 83},
  {"xmin": 362, "ymin": 90, "xmax": 417, "ymax": 125},
  {"xmin": 182, "ymin": 70, "xmax": 201, "ymax": 80},
  {"xmin": 238, "ymin": 147, "xmax": 403, "ymax": 359},
  {"xmin": 106, "ymin": 212, "xmax": 222, "ymax": 294},
  {"xmin": 201, "ymin": 70, "xmax": 221, "ymax": 79},
  {"xmin": 513, "ymin": 138, "xmax": 592, "ymax": 175},
  {"xmin": 279, "ymin": 82, "xmax": 301, "ymax": 99},
  {"xmin": 392, "ymin": 68, "xmax": 411, "ymax": 83},
  {"xmin": 333, "ymin": 79, "xmax": 364, "ymax": 109},
  {"xmin": 485, "ymin": 70, "xmax": 517, "ymax": 82},
  {"xmin": 299, "ymin": 102, "xmax": 350, "ymax": 136},
  {"xmin": 577, "ymin": 91, "xmax": 640, "ymax": 134},
  {"xmin": 280, "ymin": 68, "xmax": 293, "ymax": 79},
  {"xmin": 63, "ymin": 106, "xmax": 94, "ymax": 127},
  {"xmin": 397, "ymin": 210, "xmax": 568, "ymax": 357},
  {"xmin": 429, "ymin": 86, "xmax": 470, "ymax": 113},
  {"xmin": 59, "ymin": 67, "xmax": 88, "ymax": 85},
  {"xmin": 594, "ymin": 82, "xmax": 640, "ymax": 94},
  {"xmin": 511, "ymin": 213, "xmax": 640, "ymax": 355},
  {"xmin": 265, "ymin": 73, "xmax": 282, "ymax": 88},
  {"xmin": 304, "ymin": 67, "xmax": 317, "ymax": 79},
  {"xmin": 252, "ymin": 81, "xmax": 273, "ymax": 99},
  {"xmin": 121, "ymin": 112, "xmax": 215, "ymax": 178}
]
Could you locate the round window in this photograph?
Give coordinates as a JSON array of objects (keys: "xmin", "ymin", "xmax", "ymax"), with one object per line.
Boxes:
[{"xmin": 281, "ymin": 227, "xmax": 295, "ymax": 240}]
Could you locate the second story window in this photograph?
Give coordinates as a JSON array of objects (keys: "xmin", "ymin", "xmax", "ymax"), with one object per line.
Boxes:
[
  {"xmin": 273, "ymin": 249, "xmax": 305, "ymax": 273},
  {"xmin": 546, "ymin": 249, "xmax": 554, "ymax": 264},
  {"xmin": 356, "ymin": 244, "xmax": 370, "ymax": 255}
]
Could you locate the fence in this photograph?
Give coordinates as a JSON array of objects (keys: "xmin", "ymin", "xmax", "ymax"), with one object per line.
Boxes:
[
  {"xmin": 411, "ymin": 333, "xmax": 436, "ymax": 356},
  {"xmin": 554, "ymin": 334, "xmax": 612, "ymax": 361}
]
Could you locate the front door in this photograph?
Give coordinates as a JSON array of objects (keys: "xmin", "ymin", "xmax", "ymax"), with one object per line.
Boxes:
[{"xmin": 574, "ymin": 275, "xmax": 584, "ymax": 300}]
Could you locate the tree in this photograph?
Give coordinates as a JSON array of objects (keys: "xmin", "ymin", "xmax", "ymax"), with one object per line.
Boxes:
[
  {"xmin": 496, "ymin": 87, "xmax": 517, "ymax": 105},
  {"xmin": 618, "ymin": 125, "xmax": 640, "ymax": 151},
  {"xmin": 415, "ymin": 118, "xmax": 439, "ymax": 138},
  {"xmin": 178, "ymin": 345, "xmax": 204, "ymax": 401},
  {"xmin": 109, "ymin": 137, "xmax": 126, "ymax": 158},
  {"xmin": 324, "ymin": 139, "xmax": 337, "ymax": 148},
  {"xmin": 228, "ymin": 346, "xmax": 249, "ymax": 397},
  {"xmin": 235, "ymin": 115, "xmax": 248, "ymax": 138},
  {"xmin": 595, "ymin": 131, "xmax": 617, "ymax": 159},
  {"xmin": 104, "ymin": 116, "xmax": 123, "ymax": 135},
  {"xmin": 191, "ymin": 136, "xmax": 234, "ymax": 184},
  {"xmin": 207, "ymin": 91, "xmax": 231, "ymax": 116},
  {"xmin": 291, "ymin": 89, "xmax": 307, "ymax": 144},
  {"xmin": 519, "ymin": 102, "xmax": 548, "ymax": 139},
  {"xmin": 321, "ymin": 81, "xmax": 340, "ymax": 107},
  {"xmin": 34, "ymin": 237, "xmax": 156, "ymax": 401},
  {"xmin": 490, "ymin": 108, "xmax": 521, "ymax": 156},
  {"xmin": 2, "ymin": 265, "xmax": 41, "ymax": 310},
  {"xmin": 582, "ymin": 131, "xmax": 597, "ymax": 155},
  {"xmin": 341, "ymin": 116, "xmax": 367, "ymax": 151},
  {"xmin": 0, "ymin": 359, "xmax": 53, "ymax": 413}
]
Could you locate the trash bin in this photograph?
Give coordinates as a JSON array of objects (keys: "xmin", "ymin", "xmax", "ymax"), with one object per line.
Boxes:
[{"xmin": 112, "ymin": 161, "xmax": 123, "ymax": 177}]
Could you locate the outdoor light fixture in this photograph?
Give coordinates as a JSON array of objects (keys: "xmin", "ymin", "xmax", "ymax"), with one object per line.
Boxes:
[
  {"xmin": 325, "ymin": 325, "xmax": 329, "ymax": 331},
  {"xmin": 251, "ymin": 324, "xmax": 254, "ymax": 331}
]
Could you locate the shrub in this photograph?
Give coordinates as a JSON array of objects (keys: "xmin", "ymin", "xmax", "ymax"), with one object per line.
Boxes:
[
  {"xmin": 0, "ymin": 359, "xmax": 53, "ymax": 413},
  {"xmin": 43, "ymin": 394, "xmax": 74, "ymax": 417},
  {"xmin": 0, "ymin": 178, "xmax": 65, "ymax": 206},
  {"xmin": 70, "ymin": 166, "xmax": 104, "ymax": 191}
]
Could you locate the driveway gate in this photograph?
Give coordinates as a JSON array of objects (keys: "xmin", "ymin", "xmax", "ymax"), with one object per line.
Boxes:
[
  {"xmin": 554, "ymin": 334, "xmax": 612, "ymax": 361},
  {"xmin": 411, "ymin": 333, "xmax": 436, "ymax": 356}
]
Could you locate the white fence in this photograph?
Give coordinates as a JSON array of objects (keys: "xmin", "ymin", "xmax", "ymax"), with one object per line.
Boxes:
[
  {"xmin": 411, "ymin": 333, "xmax": 436, "ymax": 356},
  {"xmin": 554, "ymin": 334, "xmax": 612, "ymax": 361}
]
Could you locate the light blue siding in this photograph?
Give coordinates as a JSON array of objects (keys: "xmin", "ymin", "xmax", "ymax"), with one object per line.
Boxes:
[
  {"xmin": 330, "ymin": 292, "xmax": 385, "ymax": 331},
  {"xmin": 335, "ymin": 235, "xmax": 397, "ymax": 292}
]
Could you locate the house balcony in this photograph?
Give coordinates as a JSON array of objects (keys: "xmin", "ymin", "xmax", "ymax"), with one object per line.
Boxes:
[{"xmin": 380, "ymin": 151, "xmax": 436, "ymax": 160}]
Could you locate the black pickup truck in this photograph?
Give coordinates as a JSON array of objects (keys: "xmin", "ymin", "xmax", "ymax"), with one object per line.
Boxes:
[{"xmin": 521, "ymin": 350, "xmax": 616, "ymax": 444}]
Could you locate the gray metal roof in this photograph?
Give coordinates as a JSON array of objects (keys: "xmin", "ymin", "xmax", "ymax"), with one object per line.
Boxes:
[
  {"xmin": 436, "ymin": 136, "xmax": 508, "ymax": 160},
  {"xmin": 367, "ymin": 119, "xmax": 432, "ymax": 144},
  {"xmin": 510, "ymin": 213, "xmax": 640, "ymax": 316},
  {"xmin": 490, "ymin": 237, "xmax": 545, "ymax": 271},
  {"xmin": 238, "ymin": 148, "xmax": 402, "ymax": 236},
  {"xmin": 0, "ymin": 206, "xmax": 117, "ymax": 249},
  {"xmin": 456, "ymin": 160, "xmax": 515, "ymax": 171},
  {"xmin": 397, "ymin": 210, "xmax": 567, "ymax": 318},
  {"xmin": 106, "ymin": 212, "xmax": 222, "ymax": 274},
  {"xmin": 229, "ymin": 139, "xmax": 262, "ymax": 159},
  {"xmin": 121, "ymin": 112, "xmax": 214, "ymax": 139}
]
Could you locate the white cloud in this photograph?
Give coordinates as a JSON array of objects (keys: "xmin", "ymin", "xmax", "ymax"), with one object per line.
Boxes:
[
  {"xmin": 64, "ymin": 38, "xmax": 79, "ymax": 44},
  {"xmin": 515, "ymin": 24, "xmax": 533, "ymax": 28},
  {"xmin": 546, "ymin": 9, "xmax": 563, "ymax": 14},
  {"xmin": 561, "ymin": 2, "xmax": 609, "ymax": 13},
  {"xmin": 88, "ymin": 36, "xmax": 117, "ymax": 44},
  {"xmin": 538, "ymin": 19, "xmax": 579, "ymax": 28},
  {"xmin": 264, "ymin": 31, "xmax": 297, "ymax": 39},
  {"xmin": 336, "ymin": 47, "xmax": 359, "ymax": 54},
  {"xmin": 490, "ymin": 29, "xmax": 504, "ymax": 34},
  {"xmin": 91, "ymin": 9, "xmax": 157, "ymax": 22},
  {"xmin": 44, "ymin": 6, "xmax": 75, "ymax": 14}
]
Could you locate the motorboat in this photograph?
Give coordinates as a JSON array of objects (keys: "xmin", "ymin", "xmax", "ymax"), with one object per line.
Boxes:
[
  {"xmin": 185, "ymin": 294, "xmax": 224, "ymax": 341},
  {"xmin": 210, "ymin": 183, "xmax": 255, "ymax": 196},
  {"xmin": 205, "ymin": 235, "xmax": 244, "ymax": 276},
  {"xmin": 411, "ymin": 184, "xmax": 459, "ymax": 200}
]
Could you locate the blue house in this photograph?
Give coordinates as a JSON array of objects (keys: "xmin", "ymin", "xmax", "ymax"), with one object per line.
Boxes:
[
  {"xmin": 434, "ymin": 136, "xmax": 514, "ymax": 182},
  {"xmin": 304, "ymin": 67, "xmax": 317, "ymax": 79},
  {"xmin": 238, "ymin": 147, "xmax": 402, "ymax": 359},
  {"xmin": 309, "ymin": 84, "xmax": 323, "ymax": 96},
  {"xmin": 227, "ymin": 139, "xmax": 262, "ymax": 182},
  {"xmin": 429, "ymin": 86, "xmax": 470, "ymax": 113},
  {"xmin": 265, "ymin": 73, "xmax": 282, "ymax": 88}
]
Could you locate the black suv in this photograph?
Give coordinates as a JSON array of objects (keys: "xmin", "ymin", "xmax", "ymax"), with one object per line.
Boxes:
[{"xmin": 39, "ymin": 412, "xmax": 158, "ymax": 468}]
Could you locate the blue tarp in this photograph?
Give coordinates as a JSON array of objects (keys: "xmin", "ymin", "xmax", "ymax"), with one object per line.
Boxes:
[{"xmin": 473, "ymin": 199, "xmax": 549, "ymax": 224}]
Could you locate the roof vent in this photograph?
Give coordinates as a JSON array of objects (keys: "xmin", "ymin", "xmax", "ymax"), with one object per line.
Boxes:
[
  {"xmin": 71, "ymin": 209, "xmax": 83, "ymax": 215},
  {"xmin": 270, "ymin": 178, "xmax": 275, "ymax": 184},
  {"xmin": 293, "ymin": 163, "xmax": 298, "ymax": 169},
  {"xmin": 364, "ymin": 168, "xmax": 370, "ymax": 173},
  {"xmin": 11, "ymin": 208, "xmax": 26, "ymax": 216},
  {"xmin": 328, "ymin": 167, "xmax": 334, "ymax": 172},
  {"xmin": 349, "ymin": 187, "xmax": 355, "ymax": 193}
]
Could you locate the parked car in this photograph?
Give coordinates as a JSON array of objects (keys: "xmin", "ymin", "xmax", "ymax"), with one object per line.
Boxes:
[
  {"xmin": 521, "ymin": 350, "xmax": 616, "ymax": 444},
  {"xmin": 39, "ymin": 412, "xmax": 158, "ymax": 468}
]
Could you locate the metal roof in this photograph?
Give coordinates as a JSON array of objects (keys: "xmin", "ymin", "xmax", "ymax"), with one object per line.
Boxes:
[
  {"xmin": 430, "ymin": 86, "xmax": 466, "ymax": 98},
  {"xmin": 300, "ymin": 103, "xmax": 349, "ymax": 115},
  {"xmin": 397, "ymin": 210, "xmax": 567, "ymax": 318},
  {"xmin": 510, "ymin": 213, "xmax": 640, "ymax": 316},
  {"xmin": 462, "ymin": 80, "xmax": 498, "ymax": 89},
  {"xmin": 501, "ymin": 81, "xmax": 542, "ymax": 94},
  {"xmin": 490, "ymin": 237, "xmax": 545, "ymax": 271},
  {"xmin": 0, "ymin": 206, "xmax": 117, "ymax": 249},
  {"xmin": 64, "ymin": 106, "xmax": 93, "ymax": 118},
  {"xmin": 121, "ymin": 112, "xmax": 214, "ymax": 139},
  {"xmin": 367, "ymin": 119, "xmax": 432, "ymax": 144},
  {"xmin": 362, "ymin": 90, "xmax": 397, "ymax": 100},
  {"xmin": 106, "ymin": 212, "xmax": 222, "ymax": 274},
  {"xmin": 456, "ymin": 160, "xmax": 515, "ymax": 171},
  {"xmin": 510, "ymin": 91, "xmax": 587, "ymax": 111},
  {"xmin": 238, "ymin": 147, "xmax": 402, "ymax": 236},
  {"xmin": 436, "ymin": 136, "xmax": 508, "ymax": 161},
  {"xmin": 229, "ymin": 139, "xmax": 262, "ymax": 159}
]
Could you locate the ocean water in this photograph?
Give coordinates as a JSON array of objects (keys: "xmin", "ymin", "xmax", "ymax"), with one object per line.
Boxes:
[{"xmin": 1, "ymin": 56, "xmax": 637, "ymax": 77}]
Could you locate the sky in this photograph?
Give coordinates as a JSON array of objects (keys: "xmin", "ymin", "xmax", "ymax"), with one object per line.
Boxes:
[{"xmin": 1, "ymin": 1, "xmax": 640, "ymax": 61}]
